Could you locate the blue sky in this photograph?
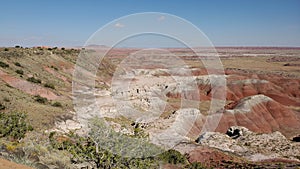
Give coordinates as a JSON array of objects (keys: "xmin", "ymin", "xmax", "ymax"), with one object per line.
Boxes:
[{"xmin": 0, "ymin": 0, "xmax": 300, "ymax": 47}]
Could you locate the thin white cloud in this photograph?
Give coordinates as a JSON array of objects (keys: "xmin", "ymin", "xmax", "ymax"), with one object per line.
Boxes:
[
  {"xmin": 158, "ymin": 15, "xmax": 165, "ymax": 21},
  {"xmin": 114, "ymin": 23, "xmax": 125, "ymax": 28}
]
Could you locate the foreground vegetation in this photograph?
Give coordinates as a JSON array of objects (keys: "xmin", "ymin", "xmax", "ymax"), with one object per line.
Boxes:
[{"xmin": 0, "ymin": 110, "xmax": 206, "ymax": 168}]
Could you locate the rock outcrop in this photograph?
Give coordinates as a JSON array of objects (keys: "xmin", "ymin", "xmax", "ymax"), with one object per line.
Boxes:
[{"xmin": 195, "ymin": 126, "xmax": 300, "ymax": 162}]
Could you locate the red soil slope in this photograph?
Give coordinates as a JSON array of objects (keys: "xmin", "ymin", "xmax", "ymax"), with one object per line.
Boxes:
[
  {"xmin": 0, "ymin": 69, "xmax": 59, "ymax": 100},
  {"xmin": 216, "ymin": 95, "xmax": 300, "ymax": 138}
]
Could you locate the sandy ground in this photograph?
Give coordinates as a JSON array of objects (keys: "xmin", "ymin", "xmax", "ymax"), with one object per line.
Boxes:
[{"xmin": 0, "ymin": 158, "xmax": 33, "ymax": 169}]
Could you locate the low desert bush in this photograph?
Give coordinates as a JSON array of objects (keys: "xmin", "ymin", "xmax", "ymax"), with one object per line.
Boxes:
[
  {"xmin": 34, "ymin": 95, "xmax": 48, "ymax": 104},
  {"xmin": 158, "ymin": 149, "xmax": 187, "ymax": 165},
  {"xmin": 50, "ymin": 65, "xmax": 58, "ymax": 71},
  {"xmin": 16, "ymin": 69, "xmax": 24, "ymax": 75},
  {"xmin": 0, "ymin": 103, "xmax": 5, "ymax": 110},
  {"xmin": 14, "ymin": 62, "xmax": 21, "ymax": 67},
  {"xmin": 27, "ymin": 77, "xmax": 41, "ymax": 84},
  {"xmin": 44, "ymin": 82, "xmax": 55, "ymax": 89},
  {"xmin": 0, "ymin": 111, "xmax": 33, "ymax": 141},
  {"xmin": 51, "ymin": 102, "xmax": 62, "ymax": 107},
  {"xmin": 49, "ymin": 121, "xmax": 161, "ymax": 168},
  {"xmin": 0, "ymin": 61, "xmax": 9, "ymax": 68},
  {"xmin": 3, "ymin": 97, "xmax": 10, "ymax": 102}
]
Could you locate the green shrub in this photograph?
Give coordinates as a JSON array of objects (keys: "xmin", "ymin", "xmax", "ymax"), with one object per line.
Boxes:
[
  {"xmin": 52, "ymin": 102, "xmax": 62, "ymax": 107},
  {"xmin": 0, "ymin": 103, "xmax": 5, "ymax": 110},
  {"xmin": 44, "ymin": 83, "xmax": 55, "ymax": 89},
  {"xmin": 27, "ymin": 77, "xmax": 41, "ymax": 84},
  {"xmin": 15, "ymin": 45, "xmax": 21, "ymax": 48},
  {"xmin": 34, "ymin": 95, "xmax": 48, "ymax": 104},
  {"xmin": 4, "ymin": 48, "xmax": 9, "ymax": 51},
  {"xmin": 16, "ymin": 69, "xmax": 24, "ymax": 75},
  {"xmin": 133, "ymin": 123, "xmax": 148, "ymax": 138},
  {"xmin": 0, "ymin": 111, "xmax": 33, "ymax": 141},
  {"xmin": 159, "ymin": 149, "xmax": 187, "ymax": 165},
  {"xmin": 0, "ymin": 61, "xmax": 9, "ymax": 68},
  {"xmin": 50, "ymin": 131, "xmax": 159, "ymax": 168},
  {"xmin": 61, "ymin": 47, "xmax": 65, "ymax": 50},
  {"xmin": 3, "ymin": 97, "xmax": 10, "ymax": 102},
  {"xmin": 14, "ymin": 62, "xmax": 21, "ymax": 67},
  {"xmin": 50, "ymin": 65, "xmax": 58, "ymax": 71},
  {"xmin": 49, "ymin": 118, "xmax": 207, "ymax": 168}
]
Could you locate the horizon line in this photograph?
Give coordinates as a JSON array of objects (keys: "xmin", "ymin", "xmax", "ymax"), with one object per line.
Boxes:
[{"xmin": 1, "ymin": 45, "xmax": 300, "ymax": 49}]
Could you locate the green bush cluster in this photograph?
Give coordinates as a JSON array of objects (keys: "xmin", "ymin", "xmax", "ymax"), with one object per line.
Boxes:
[
  {"xmin": 14, "ymin": 62, "xmax": 22, "ymax": 67},
  {"xmin": 0, "ymin": 103, "xmax": 5, "ymax": 110},
  {"xmin": 133, "ymin": 123, "xmax": 148, "ymax": 138},
  {"xmin": 0, "ymin": 61, "xmax": 9, "ymax": 68},
  {"xmin": 49, "ymin": 130, "xmax": 206, "ymax": 169},
  {"xmin": 158, "ymin": 149, "xmax": 187, "ymax": 164},
  {"xmin": 15, "ymin": 69, "xmax": 24, "ymax": 75},
  {"xmin": 44, "ymin": 82, "xmax": 55, "ymax": 89},
  {"xmin": 49, "ymin": 131, "xmax": 159, "ymax": 168},
  {"xmin": 47, "ymin": 119, "xmax": 207, "ymax": 168},
  {"xmin": 3, "ymin": 97, "xmax": 10, "ymax": 102},
  {"xmin": 50, "ymin": 65, "xmax": 58, "ymax": 71},
  {"xmin": 51, "ymin": 102, "xmax": 62, "ymax": 107},
  {"xmin": 34, "ymin": 95, "xmax": 48, "ymax": 104},
  {"xmin": 0, "ymin": 112, "xmax": 33, "ymax": 141},
  {"xmin": 27, "ymin": 77, "xmax": 41, "ymax": 83}
]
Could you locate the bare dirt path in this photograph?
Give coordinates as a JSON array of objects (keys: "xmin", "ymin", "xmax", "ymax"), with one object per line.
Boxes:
[{"xmin": 0, "ymin": 158, "xmax": 33, "ymax": 169}]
